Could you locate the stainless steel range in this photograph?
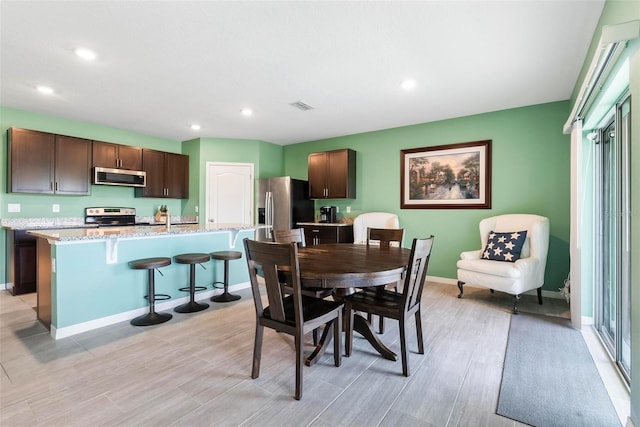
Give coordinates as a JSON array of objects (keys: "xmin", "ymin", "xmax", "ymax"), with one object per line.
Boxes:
[{"xmin": 84, "ymin": 207, "xmax": 139, "ymax": 227}]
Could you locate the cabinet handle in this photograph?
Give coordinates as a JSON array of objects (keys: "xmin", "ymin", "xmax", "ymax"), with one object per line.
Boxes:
[{"xmin": 55, "ymin": 182, "xmax": 58, "ymax": 191}]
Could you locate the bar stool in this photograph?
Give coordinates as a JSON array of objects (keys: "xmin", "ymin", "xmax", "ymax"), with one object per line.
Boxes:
[
  {"xmin": 174, "ymin": 253, "xmax": 210, "ymax": 313},
  {"xmin": 128, "ymin": 257, "xmax": 172, "ymax": 326},
  {"xmin": 210, "ymin": 251, "xmax": 243, "ymax": 302}
]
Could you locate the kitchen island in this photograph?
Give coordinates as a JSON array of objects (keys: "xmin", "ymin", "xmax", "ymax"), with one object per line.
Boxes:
[{"xmin": 27, "ymin": 224, "xmax": 259, "ymax": 339}]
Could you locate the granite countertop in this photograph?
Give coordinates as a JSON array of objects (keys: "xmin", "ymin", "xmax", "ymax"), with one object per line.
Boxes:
[
  {"xmin": 1, "ymin": 216, "xmax": 198, "ymax": 230},
  {"xmin": 27, "ymin": 223, "xmax": 261, "ymax": 242}
]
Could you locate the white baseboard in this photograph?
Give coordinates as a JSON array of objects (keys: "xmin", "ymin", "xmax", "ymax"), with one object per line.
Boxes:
[
  {"xmin": 0, "ymin": 282, "xmax": 9, "ymax": 291},
  {"xmin": 626, "ymin": 416, "xmax": 634, "ymax": 427},
  {"xmin": 51, "ymin": 281, "xmax": 250, "ymax": 339},
  {"xmin": 427, "ymin": 275, "xmax": 566, "ymax": 299},
  {"xmin": 426, "ymin": 275, "xmax": 457, "ymax": 285}
]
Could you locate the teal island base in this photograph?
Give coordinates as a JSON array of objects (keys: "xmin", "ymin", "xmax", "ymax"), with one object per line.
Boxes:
[{"xmin": 28, "ymin": 225, "xmax": 257, "ymax": 339}]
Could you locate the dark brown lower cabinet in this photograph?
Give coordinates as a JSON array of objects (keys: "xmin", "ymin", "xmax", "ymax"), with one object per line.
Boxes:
[
  {"xmin": 300, "ymin": 224, "xmax": 353, "ymax": 246},
  {"xmin": 6, "ymin": 230, "xmax": 37, "ymax": 295}
]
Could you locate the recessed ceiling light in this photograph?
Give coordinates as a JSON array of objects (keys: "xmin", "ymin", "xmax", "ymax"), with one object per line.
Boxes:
[
  {"xmin": 36, "ymin": 85, "xmax": 54, "ymax": 95},
  {"xmin": 401, "ymin": 79, "xmax": 416, "ymax": 90},
  {"xmin": 75, "ymin": 48, "xmax": 97, "ymax": 61},
  {"xmin": 190, "ymin": 124, "xmax": 201, "ymax": 131},
  {"xmin": 241, "ymin": 108, "xmax": 253, "ymax": 117}
]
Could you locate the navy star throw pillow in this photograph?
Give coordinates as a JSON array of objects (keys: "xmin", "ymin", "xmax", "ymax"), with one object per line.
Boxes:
[{"xmin": 482, "ymin": 230, "xmax": 528, "ymax": 262}]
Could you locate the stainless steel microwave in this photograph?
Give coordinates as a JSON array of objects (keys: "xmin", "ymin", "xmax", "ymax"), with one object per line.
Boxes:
[{"xmin": 93, "ymin": 167, "xmax": 146, "ymax": 187}]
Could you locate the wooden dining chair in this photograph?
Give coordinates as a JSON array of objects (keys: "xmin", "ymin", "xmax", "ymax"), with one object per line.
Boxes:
[
  {"xmin": 345, "ymin": 236, "xmax": 434, "ymax": 376},
  {"xmin": 274, "ymin": 228, "xmax": 333, "ymax": 345},
  {"xmin": 364, "ymin": 227, "xmax": 405, "ymax": 333},
  {"xmin": 243, "ymin": 238, "xmax": 343, "ymax": 400},
  {"xmin": 366, "ymin": 227, "xmax": 404, "ymax": 248},
  {"xmin": 273, "ymin": 228, "xmax": 306, "ymax": 246}
]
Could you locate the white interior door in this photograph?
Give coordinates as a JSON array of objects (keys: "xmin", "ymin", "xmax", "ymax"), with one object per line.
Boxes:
[{"xmin": 206, "ymin": 162, "xmax": 254, "ymax": 225}]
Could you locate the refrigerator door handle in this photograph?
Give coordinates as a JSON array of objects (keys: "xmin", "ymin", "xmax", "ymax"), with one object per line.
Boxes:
[
  {"xmin": 265, "ymin": 192, "xmax": 271, "ymax": 226},
  {"xmin": 266, "ymin": 191, "xmax": 273, "ymax": 240}
]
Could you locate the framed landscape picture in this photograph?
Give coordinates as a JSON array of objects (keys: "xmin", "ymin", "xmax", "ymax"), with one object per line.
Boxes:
[{"xmin": 400, "ymin": 140, "xmax": 492, "ymax": 209}]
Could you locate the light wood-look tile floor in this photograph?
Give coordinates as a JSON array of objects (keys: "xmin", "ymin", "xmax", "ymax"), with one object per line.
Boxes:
[{"xmin": 0, "ymin": 282, "xmax": 601, "ymax": 427}]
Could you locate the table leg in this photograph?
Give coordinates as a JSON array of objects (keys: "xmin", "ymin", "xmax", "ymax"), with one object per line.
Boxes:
[
  {"xmin": 304, "ymin": 288, "xmax": 398, "ymax": 365},
  {"xmin": 353, "ymin": 314, "xmax": 397, "ymax": 361},
  {"xmin": 334, "ymin": 288, "xmax": 397, "ymax": 361},
  {"xmin": 304, "ymin": 313, "xmax": 397, "ymax": 365}
]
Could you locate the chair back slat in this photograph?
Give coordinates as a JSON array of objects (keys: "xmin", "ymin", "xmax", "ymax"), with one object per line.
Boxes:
[
  {"xmin": 274, "ymin": 228, "xmax": 306, "ymax": 248},
  {"xmin": 402, "ymin": 236, "xmax": 434, "ymax": 310},
  {"xmin": 244, "ymin": 239, "xmax": 302, "ymax": 325},
  {"xmin": 367, "ymin": 227, "xmax": 404, "ymax": 248}
]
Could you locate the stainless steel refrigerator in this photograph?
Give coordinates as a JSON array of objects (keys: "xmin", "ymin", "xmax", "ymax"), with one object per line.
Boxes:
[{"xmin": 256, "ymin": 176, "xmax": 314, "ymax": 241}]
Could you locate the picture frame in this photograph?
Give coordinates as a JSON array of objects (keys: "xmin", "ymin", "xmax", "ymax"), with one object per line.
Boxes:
[{"xmin": 400, "ymin": 140, "xmax": 491, "ymax": 209}]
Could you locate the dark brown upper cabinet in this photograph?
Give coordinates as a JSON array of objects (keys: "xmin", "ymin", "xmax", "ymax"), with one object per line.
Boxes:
[
  {"xmin": 92, "ymin": 140, "xmax": 142, "ymax": 170},
  {"xmin": 308, "ymin": 149, "xmax": 356, "ymax": 199},
  {"xmin": 8, "ymin": 128, "xmax": 91, "ymax": 195},
  {"xmin": 135, "ymin": 149, "xmax": 188, "ymax": 199}
]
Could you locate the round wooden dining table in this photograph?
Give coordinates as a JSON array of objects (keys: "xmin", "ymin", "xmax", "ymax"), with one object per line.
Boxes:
[{"xmin": 296, "ymin": 243, "xmax": 411, "ymax": 365}]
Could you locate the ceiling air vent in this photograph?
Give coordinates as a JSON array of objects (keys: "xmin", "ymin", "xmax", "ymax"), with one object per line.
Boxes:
[{"xmin": 289, "ymin": 101, "xmax": 314, "ymax": 111}]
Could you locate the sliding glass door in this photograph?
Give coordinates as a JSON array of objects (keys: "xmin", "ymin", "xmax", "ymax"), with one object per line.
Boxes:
[{"xmin": 593, "ymin": 93, "xmax": 631, "ymax": 383}]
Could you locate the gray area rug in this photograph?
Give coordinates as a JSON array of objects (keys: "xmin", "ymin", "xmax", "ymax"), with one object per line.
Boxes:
[{"xmin": 497, "ymin": 312, "xmax": 621, "ymax": 427}]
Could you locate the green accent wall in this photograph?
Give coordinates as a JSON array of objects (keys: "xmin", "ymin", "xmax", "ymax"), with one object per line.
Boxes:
[{"xmin": 284, "ymin": 101, "xmax": 571, "ymax": 292}]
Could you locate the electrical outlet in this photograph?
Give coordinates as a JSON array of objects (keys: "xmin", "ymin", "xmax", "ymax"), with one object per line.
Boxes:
[
  {"xmin": 8, "ymin": 203, "xmax": 21, "ymax": 213},
  {"xmin": 336, "ymin": 206, "xmax": 339, "ymax": 213},
  {"xmin": 195, "ymin": 206, "xmax": 199, "ymax": 213},
  {"xmin": 52, "ymin": 204, "xmax": 60, "ymax": 213},
  {"xmin": 346, "ymin": 206, "xmax": 351, "ymax": 213}
]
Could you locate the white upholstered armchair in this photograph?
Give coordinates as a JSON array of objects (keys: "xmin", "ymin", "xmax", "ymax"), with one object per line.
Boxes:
[
  {"xmin": 352, "ymin": 212, "xmax": 400, "ymax": 244},
  {"xmin": 456, "ymin": 214, "xmax": 549, "ymax": 313}
]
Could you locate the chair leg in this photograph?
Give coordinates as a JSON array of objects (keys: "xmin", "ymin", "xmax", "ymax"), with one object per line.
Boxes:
[
  {"xmin": 537, "ymin": 287, "xmax": 543, "ymax": 305},
  {"xmin": 313, "ymin": 328, "xmax": 319, "ymax": 346},
  {"xmin": 513, "ymin": 294, "xmax": 520, "ymax": 314},
  {"xmin": 252, "ymin": 324, "xmax": 263, "ymax": 379},
  {"xmin": 415, "ymin": 310, "xmax": 424, "ymax": 355},
  {"xmin": 457, "ymin": 280, "xmax": 464, "ymax": 298},
  {"xmin": 295, "ymin": 333, "xmax": 303, "ymax": 400},
  {"xmin": 399, "ymin": 319, "xmax": 409, "ymax": 377},
  {"xmin": 378, "ymin": 316, "xmax": 385, "ymax": 334},
  {"xmin": 333, "ymin": 312, "xmax": 342, "ymax": 367},
  {"xmin": 345, "ymin": 303, "xmax": 354, "ymax": 357}
]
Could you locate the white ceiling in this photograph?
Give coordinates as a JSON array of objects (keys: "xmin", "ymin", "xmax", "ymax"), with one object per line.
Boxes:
[{"xmin": 0, "ymin": 1, "xmax": 604, "ymax": 145}]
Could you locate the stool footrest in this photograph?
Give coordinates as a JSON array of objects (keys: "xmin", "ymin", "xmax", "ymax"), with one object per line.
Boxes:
[
  {"xmin": 178, "ymin": 286, "xmax": 207, "ymax": 293},
  {"xmin": 145, "ymin": 293, "xmax": 171, "ymax": 301},
  {"xmin": 211, "ymin": 281, "xmax": 225, "ymax": 289}
]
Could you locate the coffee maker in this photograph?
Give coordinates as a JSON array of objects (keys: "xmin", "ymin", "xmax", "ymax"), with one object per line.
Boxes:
[{"xmin": 319, "ymin": 206, "xmax": 337, "ymax": 223}]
